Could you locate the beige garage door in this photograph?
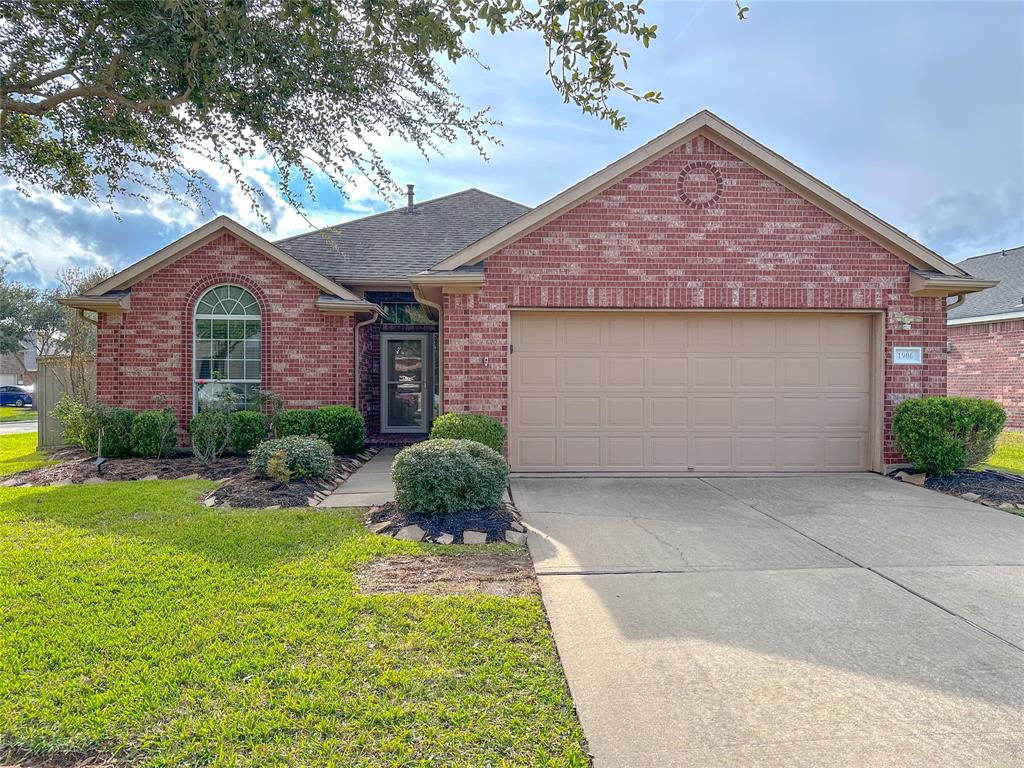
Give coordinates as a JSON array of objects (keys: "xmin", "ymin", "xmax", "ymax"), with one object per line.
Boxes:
[{"xmin": 509, "ymin": 312, "xmax": 874, "ymax": 472}]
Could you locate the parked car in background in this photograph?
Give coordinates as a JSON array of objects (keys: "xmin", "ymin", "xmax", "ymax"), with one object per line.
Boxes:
[{"xmin": 0, "ymin": 385, "xmax": 33, "ymax": 407}]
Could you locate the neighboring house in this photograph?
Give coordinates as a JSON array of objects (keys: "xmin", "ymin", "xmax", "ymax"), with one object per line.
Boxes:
[
  {"xmin": 62, "ymin": 111, "xmax": 996, "ymax": 472},
  {"xmin": 947, "ymin": 245, "xmax": 1023, "ymax": 429},
  {"xmin": 0, "ymin": 336, "xmax": 40, "ymax": 388}
]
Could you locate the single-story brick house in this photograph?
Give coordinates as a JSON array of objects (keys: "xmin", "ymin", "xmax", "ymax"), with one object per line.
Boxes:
[
  {"xmin": 947, "ymin": 245, "xmax": 1023, "ymax": 429},
  {"xmin": 64, "ymin": 111, "xmax": 997, "ymax": 472}
]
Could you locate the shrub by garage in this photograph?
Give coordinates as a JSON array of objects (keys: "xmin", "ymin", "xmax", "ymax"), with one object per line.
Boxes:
[
  {"xmin": 392, "ymin": 439, "xmax": 509, "ymax": 515},
  {"xmin": 893, "ymin": 396, "xmax": 1006, "ymax": 476},
  {"xmin": 429, "ymin": 412, "xmax": 506, "ymax": 454}
]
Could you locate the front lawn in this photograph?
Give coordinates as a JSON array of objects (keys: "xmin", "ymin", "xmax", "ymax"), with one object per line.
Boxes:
[
  {"xmin": 0, "ymin": 406, "xmax": 37, "ymax": 423},
  {"xmin": 0, "ymin": 479, "xmax": 587, "ymax": 767},
  {"xmin": 983, "ymin": 431, "xmax": 1024, "ymax": 475},
  {"xmin": 0, "ymin": 432, "xmax": 53, "ymax": 477}
]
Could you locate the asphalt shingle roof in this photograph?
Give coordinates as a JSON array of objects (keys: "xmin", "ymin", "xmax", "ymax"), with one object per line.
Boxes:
[
  {"xmin": 949, "ymin": 245, "xmax": 1024, "ymax": 320},
  {"xmin": 274, "ymin": 189, "xmax": 530, "ymax": 281}
]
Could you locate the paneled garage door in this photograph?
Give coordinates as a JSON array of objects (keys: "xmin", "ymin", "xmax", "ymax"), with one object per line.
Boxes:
[{"xmin": 509, "ymin": 311, "xmax": 874, "ymax": 472}]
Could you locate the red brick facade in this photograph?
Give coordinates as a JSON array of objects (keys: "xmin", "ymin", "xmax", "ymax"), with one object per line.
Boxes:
[
  {"xmin": 947, "ymin": 319, "xmax": 1024, "ymax": 429},
  {"xmin": 96, "ymin": 234, "xmax": 356, "ymax": 435},
  {"xmin": 442, "ymin": 135, "xmax": 948, "ymax": 466}
]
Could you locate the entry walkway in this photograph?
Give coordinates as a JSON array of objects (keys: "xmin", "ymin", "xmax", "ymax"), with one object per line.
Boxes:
[{"xmin": 319, "ymin": 446, "xmax": 399, "ymax": 507}]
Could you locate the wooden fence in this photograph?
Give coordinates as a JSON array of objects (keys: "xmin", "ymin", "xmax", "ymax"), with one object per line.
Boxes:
[{"xmin": 35, "ymin": 355, "xmax": 95, "ymax": 448}]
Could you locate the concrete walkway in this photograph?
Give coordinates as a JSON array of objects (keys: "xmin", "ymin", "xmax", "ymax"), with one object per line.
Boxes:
[
  {"xmin": 0, "ymin": 420, "xmax": 38, "ymax": 435},
  {"xmin": 319, "ymin": 446, "xmax": 399, "ymax": 507},
  {"xmin": 515, "ymin": 473, "xmax": 1024, "ymax": 768}
]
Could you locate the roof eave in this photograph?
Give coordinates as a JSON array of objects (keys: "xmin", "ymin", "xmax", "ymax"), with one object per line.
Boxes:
[
  {"xmin": 314, "ymin": 296, "xmax": 385, "ymax": 317},
  {"xmin": 909, "ymin": 272, "xmax": 999, "ymax": 298},
  {"xmin": 948, "ymin": 309, "xmax": 1024, "ymax": 326},
  {"xmin": 58, "ymin": 293, "xmax": 130, "ymax": 313}
]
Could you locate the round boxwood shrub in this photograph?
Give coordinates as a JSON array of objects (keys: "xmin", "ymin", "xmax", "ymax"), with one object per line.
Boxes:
[
  {"xmin": 190, "ymin": 411, "xmax": 231, "ymax": 464},
  {"xmin": 230, "ymin": 409, "xmax": 269, "ymax": 454},
  {"xmin": 130, "ymin": 409, "xmax": 179, "ymax": 458},
  {"xmin": 313, "ymin": 405, "xmax": 364, "ymax": 455},
  {"xmin": 893, "ymin": 396, "xmax": 1006, "ymax": 476},
  {"xmin": 82, "ymin": 405, "xmax": 135, "ymax": 458},
  {"xmin": 429, "ymin": 412, "xmax": 506, "ymax": 454},
  {"xmin": 249, "ymin": 435, "xmax": 333, "ymax": 480},
  {"xmin": 392, "ymin": 438, "xmax": 509, "ymax": 516},
  {"xmin": 274, "ymin": 409, "xmax": 314, "ymax": 438}
]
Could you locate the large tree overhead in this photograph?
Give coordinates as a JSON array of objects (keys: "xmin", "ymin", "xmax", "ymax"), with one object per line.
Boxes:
[{"xmin": 0, "ymin": 0, "xmax": 664, "ymax": 215}]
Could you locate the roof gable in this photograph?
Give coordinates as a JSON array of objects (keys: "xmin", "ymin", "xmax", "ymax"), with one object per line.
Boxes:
[
  {"xmin": 429, "ymin": 111, "xmax": 966, "ymax": 277},
  {"xmin": 85, "ymin": 216, "xmax": 370, "ymax": 307}
]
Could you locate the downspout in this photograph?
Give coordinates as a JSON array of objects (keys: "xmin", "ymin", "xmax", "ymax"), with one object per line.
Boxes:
[
  {"xmin": 353, "ymin": 312, "xmax": 379, "ymax": 413},
  {"xmin": 946, "ymin": 294, "xmax": 966, "ymax": 311},
  {"xmin": 412, "ymin": 284, "xmax": 444, "ymax": 415}
]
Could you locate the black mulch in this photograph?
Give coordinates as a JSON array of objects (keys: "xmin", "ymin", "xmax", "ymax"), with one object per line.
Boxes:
[
  {"xmin": 923, "ymin": 469, "xmax": 1024, "ymax": 506},
  {"xmin": 209, "ymin": 455, "xmax": 367, "ymax": 508},
  {"xmin": 366, "ymin": 501, "xmax": 522, "ymax": 543},
  {"xmin": 2, "ymin": 450, "xmax": 245, "ymax": 485},
  {"xmin": 2, "ymin": 447, "xmax": 379, "ymax": 510}
]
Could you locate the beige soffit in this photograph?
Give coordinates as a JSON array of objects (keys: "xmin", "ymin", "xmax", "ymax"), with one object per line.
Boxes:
[
  {"xmin": 84, "ymin": 215, "xmax": 370, "ymax": 305},
  {"xmin": 430, "ymin": 110, "xmax": 968, "ymax": 278},
  {"xmin": 909, "ymin": 272, "xmax": 999, "ymax": 298}
]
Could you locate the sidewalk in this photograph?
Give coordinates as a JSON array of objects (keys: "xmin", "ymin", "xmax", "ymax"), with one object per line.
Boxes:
[{"xmin": 319, "ymin": 446, "xmax": 399, "ymax": 507}]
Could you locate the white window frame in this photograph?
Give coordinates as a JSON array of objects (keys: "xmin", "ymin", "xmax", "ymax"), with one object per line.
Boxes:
[{"xmin": 193, "ymin": 285, "xmax": 262, "ymax": 413}]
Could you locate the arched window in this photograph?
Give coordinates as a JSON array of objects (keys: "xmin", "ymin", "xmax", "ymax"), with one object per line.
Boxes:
[{"xmin": 193, "ymin": 285, "xmax": 261, "ymax": 411}]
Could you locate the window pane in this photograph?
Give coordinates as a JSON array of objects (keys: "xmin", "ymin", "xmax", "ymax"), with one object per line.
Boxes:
[
  {"xmin": 244, "ymin": 339, "xmax": 260, "ymax": 358},
  {"xmin": 196, "ymin": 359, "xmax": 212, "ymax": 378},
  {"xmin": 227, "ymin": 320, "xmax": 244, "ymax": 340},
  {"xmin": 387, "ymin": 383, "xmax": 423, "ymax": 427},
  {"xmin": 244, "ymin": 320, "xmax": 260, "ymax": 338},
  {"xmin": 228, "ymin": 360, "xmax": 244, "ymax": 379},
  {"xmin": 195, "ymin": 319, "xmax": 212, "ymax": 339},
  {"xmin": 244, "ymin": 360, "xmax": 260, "ymax": 379},
  {"xmin": 211, "ymin": 360, "xmax": 227, "ymax": 376},
  {"xmin": 225, "ymin": 340, "xmax": 244, "ymax": 361},
  {"xmin": 211, "ymin": 319, "xmax": 228, "ymax": 339},
  {"xmin": 194, "ymin": 341, "xmax": 212, "ymax": 359}
]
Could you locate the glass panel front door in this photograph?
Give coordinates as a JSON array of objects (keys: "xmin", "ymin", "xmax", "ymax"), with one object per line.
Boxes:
[{"xmin": 382, "ymin": 334, "xmax": 431, "ymax": 432}]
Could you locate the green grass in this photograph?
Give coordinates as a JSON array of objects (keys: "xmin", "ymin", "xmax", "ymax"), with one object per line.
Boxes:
[
  {"xmin": 0, "ymin": 406, "xmax": 37, "ymax": 423},
  {"xmin": 0, "ymin": 480, "xmax": 587, "ymax": 767},
  {"xmin": 983, "ymin": 431, "xmax": 1024, "ymax": 475},
  {"xmin": 0, "ymin": 433, "xmax": 54, "ymax": 477}
]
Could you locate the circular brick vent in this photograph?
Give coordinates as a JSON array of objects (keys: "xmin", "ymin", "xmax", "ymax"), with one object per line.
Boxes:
[{"xmin": 677, "ymin": 161, "xmax": 723, "ymax": 209}]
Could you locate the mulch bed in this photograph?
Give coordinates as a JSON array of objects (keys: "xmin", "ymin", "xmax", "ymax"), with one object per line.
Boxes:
[
  {"xmin": 922, "ymin": 469, "xmax": 1024, "ymax": 507},
  {"xmin": 366, "ymin": 501, "xmax": 524, "ymax": 544},
  {"xmin": 1, "ymin": 447, "xmax": 379, "ymax": 510},
  {"xmin": 355, "ymin": 552, "xmax": 538, "ymax": 597},
  {"xmin": 206, "ymin": 454, "xmax": 367, "ymax": 509}
]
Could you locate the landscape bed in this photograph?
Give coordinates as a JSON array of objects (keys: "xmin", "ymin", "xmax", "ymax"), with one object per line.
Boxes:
[{"xmin": 0, "ymin": 474, "xmax": 588, "ymax": 767}]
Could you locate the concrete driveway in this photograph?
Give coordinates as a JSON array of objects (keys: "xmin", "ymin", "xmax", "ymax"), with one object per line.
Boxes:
[{"xmin": 513, "ymin": 474, "xmax": 1024, "ymax": 768}]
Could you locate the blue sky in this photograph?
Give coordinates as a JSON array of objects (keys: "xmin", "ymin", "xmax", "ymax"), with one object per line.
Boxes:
[{"xmin": 2, "ymin": 0, "xmax": 1021, "ymax": 286}]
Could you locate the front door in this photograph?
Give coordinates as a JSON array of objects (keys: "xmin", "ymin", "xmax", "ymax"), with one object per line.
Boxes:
[{"xmin": 381, "ymin": 333, "xmax": 432, "ymax": 433}]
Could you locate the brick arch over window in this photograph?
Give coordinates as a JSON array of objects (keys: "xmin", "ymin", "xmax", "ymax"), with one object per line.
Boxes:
[{"xmin": 183, "ymin": 273, "xmax": 273, "ymax": 416}]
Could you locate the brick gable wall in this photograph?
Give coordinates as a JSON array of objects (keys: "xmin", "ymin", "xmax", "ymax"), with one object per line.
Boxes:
[
  {"xmin": 947, "ymin": 319, "xmax": 1024, "ymax": 429},
  {"xmin": 96, "ymin": 233, "xmax": 355, "ymax": 437},
  {"xmin": 442, "ymin": 134, "xmax": 948, "ymax": 465}
]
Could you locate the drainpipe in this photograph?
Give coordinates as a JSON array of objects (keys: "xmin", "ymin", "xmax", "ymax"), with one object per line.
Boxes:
[
  {"xmin": 946, "ymin": 293, "xmax": 967, "ymax": 311},
  {"xmin": 412, "ymin": 284, "xmax": 443, "ymax": 415},
  {"xmin": 353, "ymin": 312, "xmax": 379, "ymax": 413}
]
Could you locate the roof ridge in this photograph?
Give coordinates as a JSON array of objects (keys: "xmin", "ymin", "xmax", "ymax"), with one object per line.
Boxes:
[
  {"xmin": 273, "ymin": 188, "xmax": 528, "ymax": 245},
  {"xmin": 959, "ymin": 244, "xmax": 1024, "ymax": 263}
]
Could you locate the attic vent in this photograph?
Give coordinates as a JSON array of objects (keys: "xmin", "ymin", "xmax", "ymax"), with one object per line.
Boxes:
[{"xmin": 677, "ymin": 161, "xmax": 723, "ymax": 209}]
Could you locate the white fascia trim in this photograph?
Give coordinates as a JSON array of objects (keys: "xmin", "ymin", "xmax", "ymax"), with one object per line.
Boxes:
[{"xmin": 948, "ymin": 310, "xmax": 1024, "ymax": 326}]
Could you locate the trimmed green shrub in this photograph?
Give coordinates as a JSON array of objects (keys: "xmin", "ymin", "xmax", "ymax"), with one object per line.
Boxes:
[
  {"xmin": 230, "ymin": 410, "xmax": 269, "ymax": 454},
  {"xmin": 392, "ymin": 438, "xmax": 509, "ymax": 516},
  {"xmin": 82, "ymin": 405, "xmax": 134, "ymax": 458},
  {"xmin": 130, "ymin": 409, "xmax": 179, "ymax": 458},
  {"xmin": 51, "ymin": 393, "xmax": 89, "ymax": 448},
  {"xmin": 274, "ymin": 409, "xmax": 315, "ymax": 438},
  {"xmin": 313, "ymin": 405, "xmax": 364, "ymax": 455},
  {"xmin": 429, "ymin": 412, "xmax": 506, "ymax": 453},
  {"xmin": 893, "ymin": 396, "xmax": 1006, "ymax": 476},
  {"xmin": 249, "ymin": 436, "xmax": 333, "ymax": 480},
  {"xmin": 190, "ymin": 411, "xmax": 231, "ymax": 464}
]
